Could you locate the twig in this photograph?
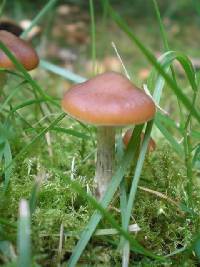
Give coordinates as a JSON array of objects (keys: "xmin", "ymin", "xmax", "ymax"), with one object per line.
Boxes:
[
  {"xmin": 138, "ymin": 186, "xmax": 183, "ymax": 213},
  {"xmin": 45, "ymin": 132, "xmax": 53, "ymax": 157},
  {"xmin": 57, "ymin": 223, "xmax": 64, "ymax": 265},
  {"xmin": 111, "ymin": 41, "xmax": 131, "ymax": 80}
]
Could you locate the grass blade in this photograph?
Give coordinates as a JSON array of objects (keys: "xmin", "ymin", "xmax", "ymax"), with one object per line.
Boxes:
[
  {"xmin": 65, "ymin": 170, "xmax": 165, "ymax": 265},
  {"xmin": 40, "ymin": 60, "xmax": 86, "ymax": 83},
  {"xmin": 2, "ymin": 113, "xmax": 65, "ymax": 181},
  {"xmin": 123, "ymin": 121, "xmax": 154, "ymax": 232},
  {"xmin": 156, "ymin": 112, "xmax": 200, "ymax": 140},
  {"xmin": 0, "ymin": 41, "xmax": 59, "ymax": 108},
  {"xmin": 3, "ymin": 140, "xmax": 12, "ymax": 191},
  {"xmin": 0, "ymin": 0, "xmax": 6, "ymax": 18},
  {"xmin": 117, "ymin": 137, "xmax": 129, "ymax": 267},
  {"xmin": 17, "ymin": 199, "xmax": 31, "ymax": 267},
  {"xmin": 29, "ymin": 180, "xmax": 40, "ymax": 215},
  {"xmin": 155, "ymin": 118, "xmax": 183, "ymax": 155},
  {"xmin": 148, "ymin": 51, "xmax": 197, "ymax": 95},
  {"xmin": 0, "ymin": 81, "xmax": 27, "ymax": 113},
  {"xmin": 24, "ymin": 126, "xmax": 90, "ymax": 140},
  {"xmin": 152, "ymin": 0, "xmax": 169, "ymax": 51},
  {"xmin": 50, "ymin": 126, "xmax": 90, "ymax": 139},
  {"xmin": 68, "ymin": 125, "xmax": 144, "ymax": 266},
  {"xmin": 108, "ymin": 6, "xmax": 200, "ymax": 122},
  {"xmin": 120, "ymin": 122, "xmax": 156, "ymax": 264},
  {"xmin": 20, "ymin": 0, "xmax": 58, "ymax": 39},
  {"xmin": 9, "ymin": 98, "xmax": 53, "ymax": 114},
  {"xmin": 89, "ymin": 0, "xmax": 96, "ymax": 74}
]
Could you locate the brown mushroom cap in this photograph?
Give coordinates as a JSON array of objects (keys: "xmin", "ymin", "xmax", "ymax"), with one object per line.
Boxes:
[
  {"xmin": 0, "ymin": 30, "xmax": 39, "ymax": 70},
  {"xmin": 123, "ymin": 129, "xmax": 156, "ymax": 152},
  {"xmin": 62, "ymin": 72, "xmax": 156, "ymax": 126},
  {"xmin": 0, "ymin": 20, "xmax": 23, "ymax": 36}
]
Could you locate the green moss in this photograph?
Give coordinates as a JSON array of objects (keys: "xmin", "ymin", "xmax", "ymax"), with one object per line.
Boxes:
[{"xmin": 0, "ymin": 119, "xmax": 199, "ymax": 266}]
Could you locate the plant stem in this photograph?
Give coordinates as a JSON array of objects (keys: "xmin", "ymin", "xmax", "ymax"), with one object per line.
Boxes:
[
  {"xmin": 0, "ymin": 72, "xmax": 6, "ymax": 96},
  {"xmin": 20, "ymin": 0, "xmax": 58, "ymax": 39},
  {"xmin": 89, "ymin": 0, "xmax": 96, "ymax": 74},
  {"xmin": 95, "ymin": 126, "xmax": 115, "ymax": 199},
  {"xmin": 184, "ymin": 92, "xmax": 197, "ymax": 207}
]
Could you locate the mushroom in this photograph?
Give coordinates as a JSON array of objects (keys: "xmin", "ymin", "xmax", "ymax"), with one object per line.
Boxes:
[
  {"xmin": 62, "ymin": 72, "xmax": 156, "ymax": 199},
  {"xmin": 0, "ymin": 30, "xmax": 39, "ymax": 70},
  {"xmin": 0, "ymin": 20, "xmax": 23, "ymax": 36},
  {"xmin": 123, "ymin": 129, "xmax": 156, "ymax": 153}
]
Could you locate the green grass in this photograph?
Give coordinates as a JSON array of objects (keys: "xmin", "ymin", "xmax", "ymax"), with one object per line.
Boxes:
[{"xmin": 0, "ymin": 0, "xmax": 200, "ymax": 266}]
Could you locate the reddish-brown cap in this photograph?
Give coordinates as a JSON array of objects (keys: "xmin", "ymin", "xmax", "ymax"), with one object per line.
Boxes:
[
  {"xmin": 123, "ymin": 129, "xmax": 156, "ymax": 152},
  {"xmin": 62, "ymin": 72, "xmax": 156, "ymax": 126},
  {"xmin": 0, "ymin": 20, "xmax": 23, "ymax": 36},
  {"xmin": 0, "ymin": 30, "xmax": 39, "ymax": 70}
]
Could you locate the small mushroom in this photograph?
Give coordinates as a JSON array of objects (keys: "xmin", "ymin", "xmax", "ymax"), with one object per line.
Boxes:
[
  {"xmin": 123, "ymin": 129, "xmax": 156, "ymax": 153},
  {"xmin": 62, "ymin": 72, "xmax": 156, "ymax": 199},
  {"xmin": 0, "ymin": 30, "xmax": 39, "ymax": 70},
  {"xmin": 0, "ymin": 20, "xmax": 23, "ymax": 36}
]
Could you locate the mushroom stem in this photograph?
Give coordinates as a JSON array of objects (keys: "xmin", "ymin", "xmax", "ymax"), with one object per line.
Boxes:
[{"xmin": 95, "ymin": 126, "xmax": 115, "ymax": 199}]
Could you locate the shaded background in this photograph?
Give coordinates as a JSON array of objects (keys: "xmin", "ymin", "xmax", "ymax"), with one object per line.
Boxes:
[{"xmin": 2, "ymin": 0, "xmax": 200, "ymax": 114}]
